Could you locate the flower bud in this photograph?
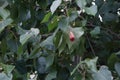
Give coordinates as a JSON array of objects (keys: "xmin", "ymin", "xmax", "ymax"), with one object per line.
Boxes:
[{"xmin": 69, "ymin": 31, "xmax": 75, "ymax": 41}]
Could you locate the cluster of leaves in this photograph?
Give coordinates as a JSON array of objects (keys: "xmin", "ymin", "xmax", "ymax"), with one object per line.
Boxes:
[{"xmin": 0, "ymin": 0, "xmax": 120, "ymax": 80}]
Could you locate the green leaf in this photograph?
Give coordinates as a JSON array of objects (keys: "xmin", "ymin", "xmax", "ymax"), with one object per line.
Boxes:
[
  {"xmin": 30, "ymin": 28, "xmax": 40, "ymax": 36},
  {"xmin": 45, "ymin": 71, "xmax": 57, "ymax": 80},
  {"xmin": 71, "ymin": 61, "xmax": 84, "ymax": 76},
  {"xmin": 0, "ymin": 72, "xmax": 13, "ymax": 80},
  {"xmin": 103, "ymin": 13, "xmax": 118, "ymax": 22},
  {"xmin": 17, "ymin": 45, "xmax": 24, "ymax": 59},
  {"xmin": 46, "ymin": 54, "xmax": 54, "ymax": 69},
  {"xmin": 76, "ymin": 0, "xmax": 87, "ymax": 9},
  {"xmin": 85, "ymin": 57, "xmax": 98, "ymax": 72},
  {"xmin": 90, "ymin": 26, "xmax": 100, "ymax": 36},
  {"xmin": 50, "ymin": 0, "xmax": 62, "ymax": 14},
  {"xmin": 0, "ymin": 63, "xmax": 15, "ymax": 74},
  {"xmin": 19, "ymin": 32, "xmax": 32, "ymax": 45},
  {"xmin": 69, "ymin": 11, "xmax": 78, "ymax": 22},
  {"xmin": 38, "ymin": 0, "xmax": 47, "ymax": 10},
  {"xmin": 0, "ymin": 7, "xmax": 10, "ymax": 19},
  {"xmin": 18, "ymin": 7, "xmax": 31, "ymax": 22},
  {"xmin": 58, "ymin": 17, "xmax": 69, "ymax": 33},
  {"xmin": 108, "ymin": 53, "xmax": 119, "ymax": 69},
  {"xmin": 20, "ymin": 28, "xmax": 40, "ymax": 45},
  {"xmin": 37, "ymin": 57, "xmax": 47, "ymax": 74},
  {"xmin": 115, "ymin": 62, "xmax": 120, "ymax": 77},
  {"xmin": 0, "ymin": 0, "xmax": 8, "ymax": 8},
  {"xmin": 58, "ymin": 34, "xmax": 66, "ymax": 54},
  {"xmin": 7, "ymin": 39, "xmax": 18, "ymax": 52},
  {"xmin": 81, "ymin": 20, "xmax": 87, "ymax": 26},
  {"xmin": 66, "ymin": 27, "xmax": 84, "ymax": 49},
  {"xmin": 0, "ymin": 0, "xmax": 5, "ymax": 7},
  {"xmin": 85, "ymin": 5, "xmax": 98, "ymax": 16},
  {"xmin": 17, "ymin": 26, "xmax": 28, "ymax": 35},
  {"xmin": 15, "ymin": 60, "xmax": 27, "ymax": 74},
  {"xmin": 75, "ymin": 37, "xmax": 86, "ymax": 55},
  {"xmin": 0, "ymin": 39, "xmax": 7, "ymax": 54},
  {"xmin": 73, "ymin": 27, "xmax": 84, "ymax": 39},
  {"xmin": 95, "ymin": 0, "xmax": 104, "ymax": 7},
  {"xmin": 48, "ymin": 16, "xmax": 58, "ymax": 32},
  {"xmin": 41, "ymin": 12, "xmax": 52, "ymax": 23},
  {"xmin": 92, "ymin": 66, "xmax": 113, "ymax": 80},
  {"xmin": 28, "ymin": 45, "xmax": 41, "ymax": 59},
  {"xmin": 40, "ymin": 35, "xmax": 54, "ymax": 47},
  {"xmin": 53, "ymin": 31, "xmax": 62, "ymax": 48},
  {"xmin": 0, "ymin": 18, "xmax": 13, "ymax": 33}
]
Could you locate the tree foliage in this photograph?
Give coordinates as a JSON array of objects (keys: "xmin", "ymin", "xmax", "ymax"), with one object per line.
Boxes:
[{"xmin": 0, "ymin": 0, "xmax": 120, "ymax": 80}]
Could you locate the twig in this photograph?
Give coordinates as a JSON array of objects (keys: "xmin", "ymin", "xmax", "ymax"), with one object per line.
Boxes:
[
  {"xmin": 71, "ymin": 61, "xmax": 84, "ymax": 76},
  {"xmin": 86, "ymin": 23, "xmax": 120, "ymax": 40},
  {"xmin": 86, "ymin": 34, "xmax": 101, "ymax": 66},
  {"xmin": 8, "ymin": 29, "xmax": 18, "ymax": 40},
  {"xmin": 41, "ymin": 33, "xmax": 53, "ymax": 38},
  {"xmin": 101, "ymin": 27, "xmax": 120, "ymax": 40},
  {"xmin": 86, "ymin": 34, "xmax": 96, "ymax": 57}
]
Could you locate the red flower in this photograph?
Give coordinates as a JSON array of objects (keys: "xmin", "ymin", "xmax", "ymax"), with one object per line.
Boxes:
[{"xmin": 69, "ymin": 31, "xmax": 75, "ymax": 41}]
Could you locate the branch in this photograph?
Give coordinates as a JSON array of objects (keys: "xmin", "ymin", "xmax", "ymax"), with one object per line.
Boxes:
[
  {"xmin": 86, "ymin": 34, "xmax": 96, "ymax": 57},
  {"xmin": 41, "ymin": 33, "xmax": 53, "ymax": 38},
  {"xmin": 86, "ymin": 23, "xmax": 120, "ymax": 40},
  {"xmin": 101, "ymin": 27, "xmax": 120, "ymax": 40}
]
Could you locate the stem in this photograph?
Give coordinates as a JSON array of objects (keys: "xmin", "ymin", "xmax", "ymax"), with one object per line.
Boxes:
[
  {"xmin": 71, "ymin": 61, "xmax": 84, "ymax": 76},
  {"xmin": 64, "ymin": 2, "xmax": 69, "ymax": 17},
  {"xmin": 86, "ymin": 34, "xmax": 96, "ymax": 57}
]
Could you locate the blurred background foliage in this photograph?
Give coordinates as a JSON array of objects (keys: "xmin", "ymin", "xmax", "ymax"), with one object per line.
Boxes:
[{"xmin": 0, "ymin": 0, "xmax": 120, "ymax": 80}]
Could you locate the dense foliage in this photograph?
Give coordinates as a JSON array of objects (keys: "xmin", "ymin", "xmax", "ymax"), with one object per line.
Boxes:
[{"xmin": 0, "ymin": 0, "xmax": 120, "ymax": 80}]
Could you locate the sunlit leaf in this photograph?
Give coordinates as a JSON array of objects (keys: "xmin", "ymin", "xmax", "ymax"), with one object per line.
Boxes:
[
  {"xmin": 41, "ymin": 12, "xmax": 52, "ymax": 23},
  {"xmin": 92, "ymin": 66, "xmax": 113, "ymax": 80},
  {"xmin": 85, "ymin": 57, "xmax": 98, "ymax": 72},
  {"xmin": 0, "ymin": 72, "xmax": 12, "ymax": 80},
  {"xmin": 85, "ymin": 5, "xmax": 98, "ymax": 16},
  {"xmin": 0, "ymin": 7, "xmax": 10, "ymax": 19},
  {"xmin": 0, "ymin": 63, "xmax": 15, "ymax": 74},
  {"xmin": 20, "ymin": 28, "xmax": 40, "ymax": 45},
  {"xmin": 76, "ymin": 0, "xmax": 86, "ymax": 9},
  {"xmin": 0, "ymin": 18, "xmax": 13, "ymax": 33},
  {"xmin": 50, "ymin": 0, "xmax": 62, "ymax": 14}
]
